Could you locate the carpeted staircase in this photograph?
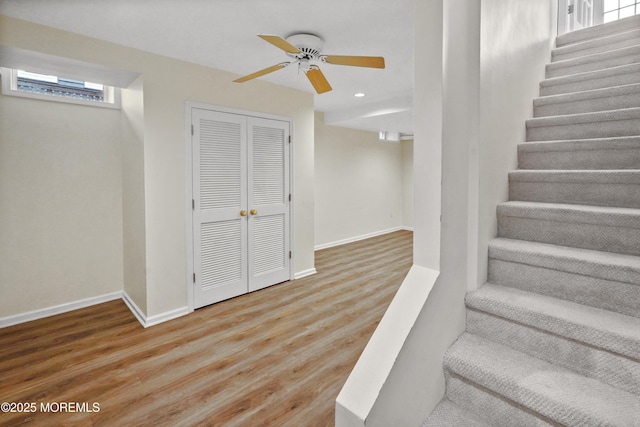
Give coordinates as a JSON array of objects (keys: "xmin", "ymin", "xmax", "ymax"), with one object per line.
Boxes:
[{"xmin": 424, "ymin": 15, "xmax": 640, "ymax": 427}]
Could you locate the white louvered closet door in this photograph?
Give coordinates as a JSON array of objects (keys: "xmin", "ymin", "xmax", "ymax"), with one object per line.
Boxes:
[
  {"xmin": 247, "ymin": 117, "xmax": 290, "ymax": 292},
  {"xmin": 192, "ymin": 109, "xmax": 291, "ymax": 309},
  {"xmin": 193, "ymin": 109, "xmax": 248, "ymax": 308}
]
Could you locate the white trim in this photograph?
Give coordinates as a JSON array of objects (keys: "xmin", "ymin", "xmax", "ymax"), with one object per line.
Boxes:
[
  {"xmin": 185, "ymin": 101, "xmax": 292, "ymax": 123},
  {"xmin": 315, "ymin": 227, "xmax": 413, "ymax": 251},
  {"xmin": 0, "ymin": 291, "xmax": 122, "ymax": 329},
  {"xmin": 121, "ymin": 291, "xmax": 147, "ymax": 327},
  {"xmin": 185, "ymin": 103, "xmax": 196, "ymax": 313},
  {"xmin": 1, "ymin": 292, "xmax": 189, "ymax": 329},
  {"xmin": 294, "ymin": 268, "xmax": 317, "ymax": 279},
  {"xmin": 145, "ymin": 306, "xmax": 190, "ymax": 328},
  {"xmin": 123, "ymin": 292, "xmax": 189, "ymax": 328}
]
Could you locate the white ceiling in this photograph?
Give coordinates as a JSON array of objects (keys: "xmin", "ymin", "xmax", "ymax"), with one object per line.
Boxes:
[{"xmin": 0, "ymin": 0, "xmax": 414, "ymax": 135}]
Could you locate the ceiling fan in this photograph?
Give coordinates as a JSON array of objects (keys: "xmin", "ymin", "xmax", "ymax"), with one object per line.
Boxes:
[{"xmin": 233, "ymin": 33, "xmax": 385, "ymax": 94}]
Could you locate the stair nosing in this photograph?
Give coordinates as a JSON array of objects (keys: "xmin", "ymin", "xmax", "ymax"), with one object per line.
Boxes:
[
  {"xmin": 546, "ymin": 44, "xmax": 640, "ymax": 71},
  {"xmin": 552, "ymin": 28, "xmax": 640, "ymax": 59},
  {"xmin": 466, "ymin": 283, "xmax": 640, "ymax": 359},
  {"xmin": 489, "ymin": 237, "xmax": 640, "ymax": 286},
  {"xmin": 526, "ymin": 106, "xmax": 640, "ymax": 127},
  {"xmin": 534, "ymin": 82, "xmax": 640, "ymax": 106},
  {"xmin": 509, "ymin": 169, "xmax": 640, "ymax": 184},
  {"xmin": 518, "ymin": 135, "xmax": 640, "ymax": 152},
  {"xmin": 445, "ymin": 332, "xmax": 640, "ymax": 425},
  {"xmin": 497, "ymin": 200, "xmax": 640, "ymax": 230},
  {"xmin": 540, "ymin": 62, "xmax": 640, "ymax": 88},
  {"xmin": 557, "ymin": 15, "xmax": 640, "ymax": 47}
]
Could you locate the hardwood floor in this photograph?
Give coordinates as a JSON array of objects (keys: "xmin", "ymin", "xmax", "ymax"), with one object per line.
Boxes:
[{"xmin": 0, "ymin": 230, "xmax": 412, "ymax": 427}]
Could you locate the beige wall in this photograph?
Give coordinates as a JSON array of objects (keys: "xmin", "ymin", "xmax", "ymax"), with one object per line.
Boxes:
[
  {"xmin": 0, "ymin": 88, "xmax": 124, "ymax": 317},
  {"xmin": 314, "ymin": 112, "xmax": 410, "ymax": 248},
  {"xmin": 0, "ymin": 14, "xmax": 315, "ymax": 319},
  {"xmin": 120, "ymin": 75, "xmax": 147, "ymax": 313}
]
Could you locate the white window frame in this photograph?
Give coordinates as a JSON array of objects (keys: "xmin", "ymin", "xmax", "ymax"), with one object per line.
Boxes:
[{"xmin": 1, "ymin": 67, "xmax": 121, "ymax": 109}]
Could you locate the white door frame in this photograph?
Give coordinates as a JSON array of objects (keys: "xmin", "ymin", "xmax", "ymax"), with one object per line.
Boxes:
[{"xmin": 184, "ymin": 101, "xmax": 294, "ymax": 313}]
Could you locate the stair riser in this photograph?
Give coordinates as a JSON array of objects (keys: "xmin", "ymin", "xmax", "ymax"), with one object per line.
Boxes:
[
  {"xmin": 546, "ymin": 52, "xmax": 640, "ymax": 78},
  {"xmin": 444, "ymin": 374, "xmax": 553, "ymax": 427},
  {"xmin": 552, "ymin": 35, "xmax": 640, "ymax": 62},
  {"xmin": 509, "ymin": 180, "xmax": 640, "ymax": 209},
  {"xmin": 541, "ymin": 70, "xmax": 640, "ymax": 96},
  {"xmin": 443, "ymin": 335, "xmax": 639, "ymax": 426},
  {"xmin": 488, "ymin": 258, "xmax": 640, "ymax": 318},
  {"xmin": 467, "ymin": 309, "xmax": 640, "ymax": 396},
  {"xmin": 497, "ymin": 215, "xmax": 640, "ymax": 256},
  {"xmin": 540, "ymin": 64, "xmax": 640, "ymax": 96},
  {"xmin": 526, "ymin": 117, "xmax": 640, "ymax": 141},
  {"xmin": 534, "ymin": 92, "xmax": 640, "ymax": 117},
  {"xmin": 518, "ymin": 147, "xmax": 640, "ymax": 169}
]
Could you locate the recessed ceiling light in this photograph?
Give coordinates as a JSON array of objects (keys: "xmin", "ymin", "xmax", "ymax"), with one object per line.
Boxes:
[{"xmin": 354, "ymin": 92, "xmax": 366, "ymax": 98}]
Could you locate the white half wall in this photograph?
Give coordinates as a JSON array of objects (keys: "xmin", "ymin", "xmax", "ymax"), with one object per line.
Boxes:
[{"xmin": 336, "ymin": 0, "xmax": 558, "ymax": 425}]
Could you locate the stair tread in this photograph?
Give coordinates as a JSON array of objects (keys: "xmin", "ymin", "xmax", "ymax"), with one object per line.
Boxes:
[
  {"xmin": 489, "ymin": 237, "xmax": 640, "ymax": 286},
  {"xmin": 466, "ymin": 283, "xmax": 640, "ymax": 359},
  {"xmin": 519, "ymin": 135, "xmax": 640, "ymax": 152},
  {"xmin": 423, "ymin": 399, "xmax": 492, "ymax": 427},
  {"xmin": 557, "ymin": 15, "xmax": 640, "ymax": 47},
  {"xmin": 553, "ymin": 28, "xmax": 640, "ymax": 60},
  {"xmin": 534, "ymin": 82, "xmax": 640, "ymax": 106},
  {"xmin": 445, "ymin": 333, "xmax": 640, "ymax": 426},
  {"xmin": 527, "ymin": 106, "xmax": 640, "ymax": 128},
  {"xmin": 540, "ymin": 62, "xmax": 640, "ymax": 90},
  {"xmin": 498, "ymin": 200, "xmax": 640, "ymax": 226},
  {"xmin": 557, "ymin": 14, "xmax": 640, "ymax": 47},
  {"xmin": 509, "ymin": 169, "xmax": 640, "ymax": 184},
  {"xmin": 546, "ymin": 44, "xmax": 640, "ymax": 71}
]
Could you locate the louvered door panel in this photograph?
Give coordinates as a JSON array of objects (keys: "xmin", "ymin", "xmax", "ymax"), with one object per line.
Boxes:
[
  {"xmin": 200, "ymin": 120, "xmax": 242, "ymax": 210},
  {"xmin": 200, "ymin": 220, "xmax": 243, "ymax": 289},
  {"xmin": 253, "ymin": 215, "xmax": 285, "ymax": 275},
  {"xmin": 248, "ymin": 117, "xmax": 290, "ymax": 291},
  {"xmin": 193, "ymin": 109, "xmax": 247, "ymax": 308},
  {"xmin": 252, "ymin": 125, "xmax": 285, "ymax": 206}
]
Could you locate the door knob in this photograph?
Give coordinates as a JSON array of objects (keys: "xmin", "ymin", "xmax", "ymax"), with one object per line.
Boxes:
[
  {"xmin": 240, "ymin": 210, "xmax": 247, "ymax": 217},
  {"xmin": 250, "ymin": 209, "xmax": 258, "ymax": 215}
]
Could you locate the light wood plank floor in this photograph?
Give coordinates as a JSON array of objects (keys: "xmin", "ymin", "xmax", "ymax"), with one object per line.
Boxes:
[{"xmin": 0, "ymin": 230, "xmax": 412, "ymax": 427}]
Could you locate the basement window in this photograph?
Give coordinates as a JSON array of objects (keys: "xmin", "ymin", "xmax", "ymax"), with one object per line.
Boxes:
[{"xmin": 1, "ymin": 68, "xmax": 120, "ymax": 109}]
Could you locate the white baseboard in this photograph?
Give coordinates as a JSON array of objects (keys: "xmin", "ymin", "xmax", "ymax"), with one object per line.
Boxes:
[
  {"xmin": 1, "ymin": 291, "xmax": 190, "ymax": 330},
  {"xmin": 145, "ymin": 306, "xmax": 190, "ymax": 328},
  {"xmin": 0, "ymin": 291, "xmax": 122, "ymax": 329},
  {"xmin": 121, "ymin": 291, "xmax": 189, "ymax": 328},
  {"xmin": 121, "ymin": 291, "xmax": 147, "ymax": 327},
  {"xmin": 315, "ymin": 226, "xmax": 413, "ymax": 251},
  {"xmin": 294, "ymin": 268, "xmax": 317, "ymax": 279}
]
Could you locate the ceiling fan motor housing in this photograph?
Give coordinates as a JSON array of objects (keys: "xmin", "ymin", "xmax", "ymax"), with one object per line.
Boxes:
[{"xmin": 286, "ymin": 33, "xmax": 324, "ymax": 60}]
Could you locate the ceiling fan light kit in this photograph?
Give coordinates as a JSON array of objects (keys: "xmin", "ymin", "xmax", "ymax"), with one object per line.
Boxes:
[{"xmin": 233, "ymin": 33, "xmax": 385, "ymax": 94}]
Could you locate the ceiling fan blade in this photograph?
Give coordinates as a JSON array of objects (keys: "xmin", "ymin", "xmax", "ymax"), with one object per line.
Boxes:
[
  {"xmin": 322, "ymin": 55, "xmax": 385, "ymax": 69},
  {"xmin": 258, "ymin": 34, "xmax": 301, "ymax": 54},
  {"xmin": 305, "ymin": 66, "xmax": 332, "ymax": 94},
  {"xmin": 233, "ymin": 63, "xmax": 289, "ymax": 83}
]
